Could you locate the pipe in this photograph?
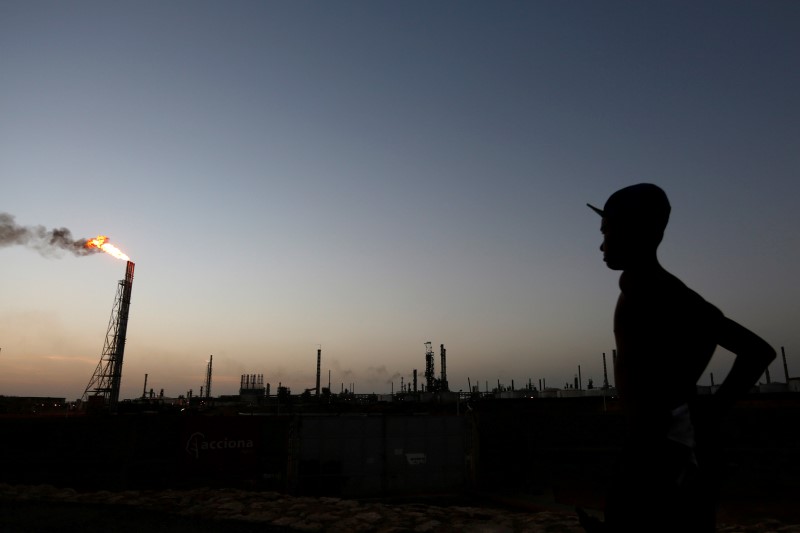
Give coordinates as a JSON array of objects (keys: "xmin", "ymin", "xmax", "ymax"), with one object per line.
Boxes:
[{"xmin": 782, "ymin": 346, "xmax": 790, "ymax": 383}]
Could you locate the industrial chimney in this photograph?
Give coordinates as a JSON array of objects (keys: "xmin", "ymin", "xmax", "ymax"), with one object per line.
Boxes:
[
  {"xmin": 205, "ymin": 355, "xmax": 213, "ymax": 399},
  {"xmin": 316, "ymin": 347, "xmax": 322, "ymax": 397},
  {"xmin": 440, "ymin": 344, "xmax": 449, "ymax": 392},
  {"xmin": 782, "ymin": 346, "xmax": 790, "ymax": 383}
]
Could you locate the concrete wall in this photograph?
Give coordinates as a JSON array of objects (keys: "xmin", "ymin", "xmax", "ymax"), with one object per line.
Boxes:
[
  {"xmin": 3, "ymin": 395, "xmax": 798, "ymax": 502},
  {"xmin": 295, "ymin": 415, "xmax": 468, "ymax": 497}
]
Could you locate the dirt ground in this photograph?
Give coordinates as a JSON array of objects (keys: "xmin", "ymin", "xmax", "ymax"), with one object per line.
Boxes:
[{"xmin": 0, "ymin": 499, "xmax": 285, "ymax": 533}]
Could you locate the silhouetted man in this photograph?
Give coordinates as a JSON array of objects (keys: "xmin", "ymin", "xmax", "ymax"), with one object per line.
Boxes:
[{"xmin": 581, "ymin": 184, "xmax": 775, "ymax": 532}]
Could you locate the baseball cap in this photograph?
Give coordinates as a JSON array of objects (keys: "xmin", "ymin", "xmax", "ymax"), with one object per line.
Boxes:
[{"xmin": 587, "ymin": 183, "xmax": 671, "ymax": 232}]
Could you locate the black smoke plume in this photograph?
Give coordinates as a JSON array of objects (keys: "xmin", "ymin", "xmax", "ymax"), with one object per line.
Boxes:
[{"xmin": 0, "ymin": 212, "xmax": 98, "ymax": 257}]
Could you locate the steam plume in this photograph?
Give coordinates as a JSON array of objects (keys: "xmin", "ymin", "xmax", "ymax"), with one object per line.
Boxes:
[{"xmin": 0, "ymin": 212, "xmax": 97, "ymax": 257}]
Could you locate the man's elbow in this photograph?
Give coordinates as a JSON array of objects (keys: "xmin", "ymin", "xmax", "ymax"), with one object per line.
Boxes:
[
  {"xmin": 760, "ymin": 343, "xmax": 777, "ymax": 366},
  {"xmin": 749, "ymin": 338, "xmax": 777, "ymax": 370},
  {"xmin": 719, "ymin": 318, "xmax": 776, "ymax": 367}
]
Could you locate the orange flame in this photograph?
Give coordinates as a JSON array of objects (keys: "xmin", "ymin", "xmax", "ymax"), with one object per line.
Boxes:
[{"xmin": 86, "ymin": 235, "xmax": 130, "ymax": 261}]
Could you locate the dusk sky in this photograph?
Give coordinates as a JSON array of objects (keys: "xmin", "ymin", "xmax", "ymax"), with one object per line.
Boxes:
[{"xmin": 1, "ymin": 1, "xmax": 798, "ymax": 400}]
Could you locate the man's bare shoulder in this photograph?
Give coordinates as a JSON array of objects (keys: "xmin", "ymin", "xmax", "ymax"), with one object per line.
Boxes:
[
  {"xmin": 619, "ymin": 268, "xmax": 687, "ymax": 298},
  {"xmin": 619, "ymin": 268, "xmax": 722, "ymax": 321}
]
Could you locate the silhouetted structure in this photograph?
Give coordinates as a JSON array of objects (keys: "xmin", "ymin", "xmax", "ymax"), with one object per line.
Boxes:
[
  {"xmin": 240, "ymin": 374, "xmax": 265, "ymax": 403},
  {"xmin": 424, "ymin": 342, "xmax": 435, "ymax": 391},
  {"xmin": 316, "ymin": 348, "xmax": 322, "ymax": 397},
  {"xmin": 82, "ymin": 260, "xmax": 135, "ymax": 409},
  {"xmin": 205, "ymin": 355, "xmax": 213, "ymax": 399},
  {"xmin": 783, "ymin": 346, "xmax": 790, "ymax": 382},
  {"xmin": 440, "ymin": 344, "xmax": 449, "ymax": 392}
]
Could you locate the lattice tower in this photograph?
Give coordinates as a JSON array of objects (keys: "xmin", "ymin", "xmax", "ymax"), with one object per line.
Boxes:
[{"xmin": 82, "ymin": 261, "xmax": 135, "ymax": 407}]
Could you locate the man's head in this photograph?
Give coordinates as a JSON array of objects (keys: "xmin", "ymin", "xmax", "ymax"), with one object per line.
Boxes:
[{"xmin": 588, "ymin": 183, "xmax": 671, "ymax": 270}]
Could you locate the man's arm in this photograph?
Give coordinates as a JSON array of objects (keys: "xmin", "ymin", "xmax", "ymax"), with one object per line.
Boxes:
[{"xmin": 714, "ymin": 317, "xmax": 776, "ymax": 415}]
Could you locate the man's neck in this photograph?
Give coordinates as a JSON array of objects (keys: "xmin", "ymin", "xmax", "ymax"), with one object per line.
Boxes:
[{"xmin": 621, "ymin": 255, "xmax": 662, "ymax": 274}]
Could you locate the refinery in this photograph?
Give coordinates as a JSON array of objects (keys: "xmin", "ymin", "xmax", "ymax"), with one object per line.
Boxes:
[
  {"xmin": 6, "ymin": 258, "xmax": 796, "ymax": 414},
  {"xmin": 1, "ymin": 246, "xmax": 799, "ymax": 519},
  {"xmin": 2, "ymin": 256, "xmax": 798, "ymax": 414}
]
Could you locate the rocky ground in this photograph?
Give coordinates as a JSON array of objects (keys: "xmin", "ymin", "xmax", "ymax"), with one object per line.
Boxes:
[{"xmin": 1, "ymin": 484, "xmax": 799, "ymax": 533}]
